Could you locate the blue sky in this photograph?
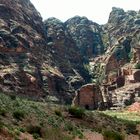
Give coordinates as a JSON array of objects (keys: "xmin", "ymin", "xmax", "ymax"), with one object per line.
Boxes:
[{"xmin": 30, "ymin": 0, "xmax": 140, "ymax": 24}]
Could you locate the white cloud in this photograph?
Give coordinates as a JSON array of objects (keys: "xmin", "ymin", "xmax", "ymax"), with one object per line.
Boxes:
[{"xmin": 30, "ymin": 0, "xmax": 140, "ymax": 24}]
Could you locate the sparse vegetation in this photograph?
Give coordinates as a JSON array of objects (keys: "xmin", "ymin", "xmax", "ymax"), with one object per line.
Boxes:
[
  {"xmin": 54, "ymin": 109, "xmax": 62, "ymax": 117},
  {"xmin": 45, "ymin": 128, "xmax": 73, "ymax": 140},
  {"xmin": 27, "ymin": 125, "xmax": 42, "ymax": 138},
  {"xmin": 103, "ymin": 130, "xmax": 124, "ymax": 140},
  {"xmin": 68, "ymin": 106, "xmax": 85, "ymax": 118},
  {"xmin": 13, "ymin": 110, "xmax": 25, "ymax": 120},
  {"xmin": 0, "ymin": 108, "xmax": 7, "ymax": 116},
  {"xmin": 102, "ymin": 111, "xmax": 140, "ymax": 123},
  {"xmin": 0, "ymin": 93, "xmax": 139, "ymax": 139}
]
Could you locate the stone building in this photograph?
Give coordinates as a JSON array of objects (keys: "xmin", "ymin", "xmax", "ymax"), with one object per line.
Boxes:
[{"xmin": 72, "ymin": 84, "xmax": 103, "ymax": 110}]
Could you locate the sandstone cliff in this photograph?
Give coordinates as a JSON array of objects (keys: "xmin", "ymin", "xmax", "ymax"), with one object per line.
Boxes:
[
  {"xmin": 0, "ymin": 0, "xmax": 93, "ymax": 104},
  {"xmin": 0, "ymin": 0, "xmax": 49, "ymax": 98},
  {"xmin": 0, "ymin": 0, "xmax": 76, "ymax": 103}
]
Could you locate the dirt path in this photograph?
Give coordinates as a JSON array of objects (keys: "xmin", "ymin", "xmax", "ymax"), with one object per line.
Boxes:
[
  {"xmin": 125, "ymin": 134, "xmax": 139, "ymax": 140},
  {"xmin": 75, "ymin": 131, "xmax": 104, "ymax": 140}
]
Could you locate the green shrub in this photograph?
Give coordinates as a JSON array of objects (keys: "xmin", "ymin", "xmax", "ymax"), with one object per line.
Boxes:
[
  {"xmin": 103, "ymin": 130, "xmax": 124, "ymax": 140},
  {"xmin": 13, "ymin": 110, "xmax": 25, "ymax": 120},
  {"xmin": 64, "ymin": 122, "xmax": 74, "ymax": 131},
  {"xmin": 9, "ymin": 94, "xmax": 16, "ymax": 100},
  {"xmin": 0, "ymin": 108, "xmax": 7, "ymax": 116},
  {"xmin": 13, "ymin": 101, "xmax": 20, "ymax": 107},
  {"xmin": 14, "ymin": 129, "xmax": 20, "ymax": 136},
  {"xmin": 27, "ymin": 125, "xmax": 42, "ymax": 137},
  {"xmin": 72, "ymin": 128, "xmax": 84, "ymax": 139},
  {"xmin": 135, "ymin": 63, "xmax": 140, "ymax": 69},
  {"xmin": 68, "ymin": 106, "xmax": 85, "ymax": 118},
  {"xmin": 54, "ymin": 109, "xmax": 62, "ymax": 117},
  {"xmin": 18, "ymin": 127, "xmax": 26, "ymax": 133},
  {"xmin": 47, "ymin": 116, "xmax": 57, "ymax": 127},
  {"xmin": 33, "ymin": 133, "xmax": 40, "ymax": 139}
]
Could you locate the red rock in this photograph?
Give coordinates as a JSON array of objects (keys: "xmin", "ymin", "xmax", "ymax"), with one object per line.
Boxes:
[{"xmin": 128, "ymin": 102, "xmax": 140, "ymax": 112}]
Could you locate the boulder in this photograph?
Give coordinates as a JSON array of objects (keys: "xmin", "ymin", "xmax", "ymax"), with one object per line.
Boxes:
[{"xmin": 133, "ymin": 70, "xmax": 140, "ymax": 82}]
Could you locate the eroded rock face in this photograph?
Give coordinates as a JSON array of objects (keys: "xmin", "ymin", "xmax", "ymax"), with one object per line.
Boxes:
[
  {"xmin": 65, "ymin": 16, "xmax": 104, "ymax": 60},
  {"xmin": 106, "ymin": 7, "xmax": 140, "ymax": 44},
  {"xmin": 44, "ymin": 17, "xmax": 90, "ymax": 86},
  {"xmin": 0, "ymin": 0, "xmax": 49, "ymax": 98},
  {"xmin": 0, "ymin": 0, "xmax": 93, "ymax": 103},
  {"xmin": 102, "ymin": 7, "xmax": 140, "ymax": 73},
  {"xmin": 0, "ymin": 0, "xmax": 74, "ymax": 102},
  {"xmin": 86, "ymin": 7, "xmax": 140, "ymax": 109},
  {"xmin": 44, "ymin": 16, "xmax": 106, "ymax": 93}
]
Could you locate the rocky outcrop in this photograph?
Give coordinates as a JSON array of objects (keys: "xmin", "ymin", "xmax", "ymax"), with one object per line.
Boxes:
[
  {"xmin": 106, "ymin": 7, "xmax": 140, "ymax": 45},
  {"xmin": 128, "ymin": 102, "xmax": 140, "ymax": 112},
  {"xmin": 44, "ymin": 18, "xmax": 90, "ymax": 103},
  {"xmin": 43, "ymin": 8, "xmax": 140, "ymax": 107},
  {"xmin": 111, "ymin": 83, "xmax": 140, "ymax": 107},
  {"xmin": 43, "ymin": 16, "xmax": 107, "ymax": 99},
  {"xmin": 0, "ymin": 0, "xmax": 49, "ymax": 98},
  {"xmin": 44, "ymin": 17, "xmax": 88, "ymax": 85},
  {"xmin": 86, "ymin": 7, "xmax": 140, "ymax": 109},
  {"xmin": 0, "ymin": 0, "xmax": 75, "ymax": 103},
  {"xmin": 100, "ymin": 7, "xmax": 140, "ymax": 74},
  {"xmin": 65, "ymin": 16, "xmax": 104, "ymax": 60},
  {"xmin": 44, "ymin": 16, "xmax": 105, "ymax": 83}
]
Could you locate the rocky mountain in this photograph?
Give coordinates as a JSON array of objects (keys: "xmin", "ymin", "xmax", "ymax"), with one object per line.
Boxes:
[
  {"xmin": 0, "ymin": 0, "xmax": 75, "ymax": 103},
  {"xmin": 1, "ymin": 0, "xmax": 140, "ymax": 109},
  {"xmin": 44, "ymin": 8, "xmax": 140, "ymax": 108},
  {"xmin": 0, "ymin": 0, "xmax": 49, "ymax": 97},
  {"xmin": 65, "ymin": 16, "xmax": 104, "ymax": 59},
  {"xmin": 0, "ymin": 0, "xmax": 96, "ymax": 104},
  {"xmin": 90, "ymin": 7, "xmax": 140, "ymax": 108}
]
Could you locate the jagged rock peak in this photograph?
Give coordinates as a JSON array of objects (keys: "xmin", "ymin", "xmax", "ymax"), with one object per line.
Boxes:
[
  {"xmin": 111, "ymin": 7, "xmax": 125, "ymax": 14},
  {"xmin": 65, "ymin": 16, "xmax": 93, "ymax": 25},
  {"xmin": 108, "ymin": 7, "xmax": 140, "ymax": 26},
  {"xmin": 64, "ymin": 16, "xmax": 104, "ymax": 58},
  {"xmin": 44, "ymin": 17, "xmax": 63, "ymax": 24},
  {"xmin": 108, "ymin": 7, "xmax": 125, "ymax": 24}
]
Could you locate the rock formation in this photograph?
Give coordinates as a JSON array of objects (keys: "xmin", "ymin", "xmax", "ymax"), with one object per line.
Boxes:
[
  {"xmin": 0, "ymin": 0, "xmax": 83, "ymax": 103},
  {"xmin": 0, "ymin": 0, "xmax": 49, "ymax": 98},
  {"xmin": 1, "ymin": 1, "xmax": 140, "ymax": 108},
  {"xmin": 65, "ymin": 16, "xmax": 104, "ymax": 59},
  {"xmin": 89, "ymin": 7, "xmax": 140, "ymax": 109}
]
